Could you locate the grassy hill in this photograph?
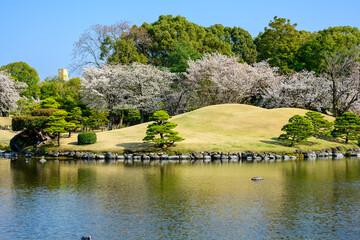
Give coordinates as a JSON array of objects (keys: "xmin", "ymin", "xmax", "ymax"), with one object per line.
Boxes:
[
  {"xmin": 0, "ymin": 117, "xmax": 14, "ymax": 146},
  {"xmin": 59, "ymin": 104, "xmax": 352, "ymax": 153}
]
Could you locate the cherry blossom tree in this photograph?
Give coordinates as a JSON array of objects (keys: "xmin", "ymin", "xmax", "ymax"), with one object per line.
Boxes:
[
  {"xmin": 183, "ymin": 53, "xmax": 280, "ymax": 108},
  {"xmin": 81, "ymin": 64, "xmax": 129, "ymax": 129},
  {"xmin": 121, "ymin": 63, "xmax": 175, "ymax": 122},
  {"xmin": 259, "ymin": 71, "xmax": 331, "ymax": 112},
  {"xmin": 82, "ymin": 63, "xmax": 175, "ymax": 127},
  {"xmin": 0, "ymin": 71, "xmax": 26, "ymax": 116}
]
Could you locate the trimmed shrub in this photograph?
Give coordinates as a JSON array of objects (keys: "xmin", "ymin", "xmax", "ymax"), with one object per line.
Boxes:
[
  {"xmin": 78, "ymin": 132, "xmax": 97, "ymax": 145},
  {"xmin": 12, "ymin": 116, "xmax": 48, "ymax": 131},
  {"xmin": 31, "ymin": 108, "xmax": 58, "ymax": 116}
]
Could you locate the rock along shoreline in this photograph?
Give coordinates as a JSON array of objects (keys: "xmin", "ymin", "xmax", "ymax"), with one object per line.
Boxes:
[{"xmin": 1, "ymin": 146, "xmax": 360, "ymax": 163}]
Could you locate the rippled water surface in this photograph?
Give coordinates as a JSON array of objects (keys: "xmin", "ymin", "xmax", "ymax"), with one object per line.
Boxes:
[{"xmin": 0, "ymin": 158, "xmax": 359, "ymax": 239}]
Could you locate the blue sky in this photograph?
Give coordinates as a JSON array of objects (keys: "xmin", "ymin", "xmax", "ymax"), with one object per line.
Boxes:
[{"xmin": 0, "ymin": 0, "xmax": 359, "ymax": 80}]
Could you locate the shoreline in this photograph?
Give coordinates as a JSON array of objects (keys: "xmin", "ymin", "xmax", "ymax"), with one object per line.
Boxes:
[{"xmin": 2, "ymin": 146, "xmax": 359, "ymax": 162}]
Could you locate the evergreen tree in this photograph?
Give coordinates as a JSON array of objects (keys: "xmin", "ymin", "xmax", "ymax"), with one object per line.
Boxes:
[
  {"xmin": 279, "ymin": 115, "xmax": 314, "ymax": 146},
  {"xmin": 143, "ymin": 110, "xmax": 184, "ymax": 148},
  {"xmin": 44, "ymin": 110, "xmax": 74, "ymax": 146},
  {"xmin": 66, "ymin": 107, "xmax": 83, "ymax": 137},
  {"xmin": 40, "ymin": 98, "xmax": 60, "ymax": 109},
  {"xmin": 304, "ymin": 111, "xmax": 333, "ymax": 138},
  {"xmin": 331, "ymin": 112, "xmax": 360, "ymax": 143}
]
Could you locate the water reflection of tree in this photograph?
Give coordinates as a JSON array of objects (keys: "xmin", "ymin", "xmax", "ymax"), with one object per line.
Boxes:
[
  {"xmin": 10, "ymin": 159, "xmax": 61, "ymax": 190},
  {"xmin": 271, "ymin": 159, "xmax": 360, "ymax": 238}
]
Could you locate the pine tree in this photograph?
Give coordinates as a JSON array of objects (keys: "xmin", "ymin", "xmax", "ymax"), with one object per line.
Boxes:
[
  {"xmin": 331, "ymin": 112, "xmax": 360, "ymax": 143},
  {"xmin": 304, "ymin": 111, "xmax": 333, "ymax": 138},
  {"xmin": 143, "ymin": 110, "xmax": 184, "ymax": 148},
  {"xmin": 279, "ymin": 115, "xmax": 314, "ymax": 146},
  {"xmin": 44, "ymin": 110, "xmax": 75, "ymax": 146},
  {"xmin": 66, "ymin": 107, "xmax": 83, "ymax": 137}
]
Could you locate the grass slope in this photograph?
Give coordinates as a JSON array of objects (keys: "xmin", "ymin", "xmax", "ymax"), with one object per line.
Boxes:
[{"xmin": 59, "ymin": 104, "xmax": 352, "ymax": 153}]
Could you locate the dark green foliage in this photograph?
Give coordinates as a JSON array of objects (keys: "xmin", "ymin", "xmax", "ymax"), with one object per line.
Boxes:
[
  {"xmin": 100, "ymin": 37, "xmax": 148, "ymax": 64},
  {"xmin": 83, "ymin": 110, "xmax": 109, "ymax": 130},
  {"xmin": 167, "ymin": 41, "xmax": 202, "ymax": 72},
  {"xmin": 0, "ymin": 61, "xmax": 40, "ymax": 98},
  {"xmin": 144, "ymin": 15, "xmax": 233, "ymax": 66},
  {"xmin": 30, "ymin": 108, "xmax": 58, "ymax": 116},
  {"xmin": 298, "ymin": 26, "xmax": 360, "ymax": 73},
  {"xmin": 331, "ymin": 112, "xmax": 360, "ymax": 143},
  {"xmin": 78, "ymin": 132, "xmax": 97, "ymax": 145},
  {"xmin": 255, "ymin": 16, "xmax": 311, "ymax": 73},
  {"xmin": 12, "ymin": 116, "xmax": 48, "ymax": 131},
  {"xmin": 279, "ymin": 115, "xmax": 314, "ymax": 146},
  {"xmin": 304, "ymin": 111, "xmax": 333, "ymax": 138},
  {"xmin": 143, "ymin": 110, "xmax": 184, "ymax": 148},
  {"xmin": 40, "ymin": 146, "xmax": 49, "ymax": 154}
]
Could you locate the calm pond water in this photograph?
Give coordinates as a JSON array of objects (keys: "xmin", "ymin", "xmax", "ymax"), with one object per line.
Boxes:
[{"xmin": 0, "ymin": 158, "xmax": 359, "ymax": 239}]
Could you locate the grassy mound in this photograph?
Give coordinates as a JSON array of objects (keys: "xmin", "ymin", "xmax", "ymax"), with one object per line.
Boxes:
[{"xmin": 59, "ymin": 104, "xmax": 353, "ymax": 153}]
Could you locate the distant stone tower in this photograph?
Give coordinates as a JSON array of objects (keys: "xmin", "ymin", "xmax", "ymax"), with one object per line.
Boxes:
[{"xmin": 58, "ymin": 69, "xmax": 69, "ymax": 81}]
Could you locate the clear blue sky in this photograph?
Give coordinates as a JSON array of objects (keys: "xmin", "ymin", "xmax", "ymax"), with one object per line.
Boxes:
[{"xmin": 0, "ymin": 0, "xmax": 359, "ymax": 80}]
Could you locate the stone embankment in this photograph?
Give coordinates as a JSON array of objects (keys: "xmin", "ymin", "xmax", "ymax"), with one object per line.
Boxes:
[{"xmin": 1, "ymin": 146, "xmax": 360, "ymax": 163}]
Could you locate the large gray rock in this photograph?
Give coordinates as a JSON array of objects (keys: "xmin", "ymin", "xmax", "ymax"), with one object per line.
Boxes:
[
  {"xmin": 193, "ymin": 153, "xmax": 203, "ymax": 159},
  {"xmin": 168, "ymin": 155, "xmax": 180, "ymax": 161},
  {"xmin": 74, "ymin": 152, "xmax": 83, "ymax": 158}
]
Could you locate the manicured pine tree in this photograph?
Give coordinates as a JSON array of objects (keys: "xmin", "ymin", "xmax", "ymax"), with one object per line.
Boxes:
[
  {"xmin": 143, "ymin": 110, "xmax": 184, "ymax": 148},
  {"xmin": 279, "ymin": 115, "xmax": 314, "ymax": 146},
  {"xmin": 44, "ymin": 110, "xmax": 75, "ymax": 146},
  {"xmin": 66, "ymin": 107, "xmax": 83, "ymax": 137},
  {"xmin": 331, "ymin": 112, "xmax": 360, "ymax": 143},
  {"xmin": 304, "ymin": 111, "xmax": 333, "ymax": 138}
]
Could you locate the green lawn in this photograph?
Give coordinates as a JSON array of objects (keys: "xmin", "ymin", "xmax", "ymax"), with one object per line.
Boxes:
[{"xmin": 58, "ymin": 104, "xmax": 354, "ymax": 153}]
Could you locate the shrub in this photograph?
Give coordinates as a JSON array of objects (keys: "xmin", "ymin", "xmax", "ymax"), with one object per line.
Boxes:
[
  {"xmin": 31, "ymin": 108, "xmax": 58, "ymax": 116},
  {"xmin": 12, "ymin": 116, "xmax": 48, "ymax": 131},
  {"xmin": 78, "ymin": 132, "xmax": 97, "ymax": 145},
  {"xmin": 40, "ymin": 146, "xmax": 49, "ymax": 154}
]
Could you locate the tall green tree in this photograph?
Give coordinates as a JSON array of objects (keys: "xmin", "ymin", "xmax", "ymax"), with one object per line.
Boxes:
[
  {"xmin": 100, "ymin": 37, "xmax": 148, "ymax": 64},
  {"xmin": 255, "ymin": 16, "xmax": 310, "ymax": 73},
  {"xmin": 209, "ymin": 24, "xmax": 257, "ymax": 63},
  {"xmin": 298, "ymin": 26, "xmax": 360, "ymax": 73},
  {"xmin": 143, "ymin": 15, "xmax": 233, "ymax": 66},
  {"xmin": 279, "ymin": 115, "xmax": 314, "ymax": 146},
  {"xmin": 44, "ymin": 110, "xmax": 74, "ymax": 146},
  {"xmin": 143, "ymin": 110, "xmax": 184, "ymax": 148},
  {"xmin": 167, "ymin": 41, "xmax": 202, "ymax": 72},
  {"xmin": 0, "ymin": 61, "xmax": 40, "ymax": 99},
  {"xmin": 332, "ymin": 112, "xmax": 360, "ymax": 143}
]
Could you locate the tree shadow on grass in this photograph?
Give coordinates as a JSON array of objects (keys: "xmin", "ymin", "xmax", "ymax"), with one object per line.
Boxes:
[
  {"xmin": 260, "ymin": 137, "xmax": 320, "ymax": 148},
  {"xmin": 260, "ymin": 137, "xmax": 289, "ymax": 147},
  {"xmin": 67, "ymin": 142, "xmax": 78, "ymax": 145}
]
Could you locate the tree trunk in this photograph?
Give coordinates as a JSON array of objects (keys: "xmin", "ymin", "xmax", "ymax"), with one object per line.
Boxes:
[
  {"xmin": 68, "ymin": 131, "xmax": 72, "ymax": 138},
  {"xmin": 331, "ymin": 77, "xmax": 338, "ymax": 117},
  {"xmin": 119, "ymin": 110, "xmax": 124, "ymax": 127},
  {"xmin": 140, "ymin": 110, "xmax": 145, "ymax": 123},
  {"xmin": 57, "ymin": 133, "xmax": 61, "ymax": 146}
]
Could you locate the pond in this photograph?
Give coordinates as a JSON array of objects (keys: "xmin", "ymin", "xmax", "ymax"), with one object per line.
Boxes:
[{"xmin": 0, "ymin": 158, "xmax": 359, "ymax": 239}]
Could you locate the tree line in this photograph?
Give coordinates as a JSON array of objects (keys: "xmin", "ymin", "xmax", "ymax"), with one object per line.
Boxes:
[{"xmin": 1, "ymin": 15, "xmax": 360, "ymax": 146}]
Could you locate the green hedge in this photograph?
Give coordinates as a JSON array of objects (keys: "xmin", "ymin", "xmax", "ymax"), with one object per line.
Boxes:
[
  {"xmin": 12, "ymin": 116, "xmax": 48, "ymax": 131},
  {"xmin": 78, "ymin": 132, "xmax": 97, "ymax": 145},
  {"xmin": 31, "ymin": 108, "xmax": 58, "ymax": 116}
]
